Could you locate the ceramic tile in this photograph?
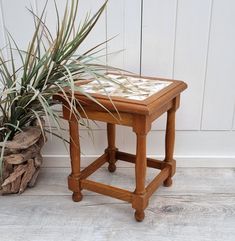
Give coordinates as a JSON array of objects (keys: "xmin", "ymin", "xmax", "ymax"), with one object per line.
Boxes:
[{"xmin": 80, "ymin": 74, "xmax": 172, "ymax": 101}]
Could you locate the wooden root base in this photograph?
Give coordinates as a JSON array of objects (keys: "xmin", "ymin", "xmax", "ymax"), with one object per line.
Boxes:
[
  {"xmin": 0, "ymin": 126, "xmax": 46, "ymax": 195},
  {"xmin": 72, "ymin": 192, "xmax": 83, "ymax": 202},
  {"xmin": 135, "ymin": 210, "xmax": 145, "ymax": 222}
]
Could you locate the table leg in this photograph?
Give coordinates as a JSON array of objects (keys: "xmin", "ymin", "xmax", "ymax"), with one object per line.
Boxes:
[
  {"xmin": 68, "ymin": 120, "xmax": 83, "ymax": 202},
  {"xmin": 106, "ymin": 123, "xmax": 117, "ymax": 173},
  {"xmin": 163, "ymin": 108, "xmax": 176, "ymax": 187},
  {"xmin": 133, "ymin": 132, "xmax": 147, "ymax": 222}
]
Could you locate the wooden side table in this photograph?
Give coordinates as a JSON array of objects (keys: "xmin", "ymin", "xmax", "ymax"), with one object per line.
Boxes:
[{"xmin": 56, "ymin": 73, "xmax": 187, "ymax": 222}]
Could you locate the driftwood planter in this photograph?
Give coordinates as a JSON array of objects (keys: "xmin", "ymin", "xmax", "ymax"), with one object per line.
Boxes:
[{"xmin": 0, "ymin": 125, "xmax": 46, "ymax": 195}]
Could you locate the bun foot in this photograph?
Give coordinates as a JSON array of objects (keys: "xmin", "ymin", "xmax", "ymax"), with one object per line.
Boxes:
[
  {"xmin": 72, "ymin": 192, "xmax": 83, "ymax": 202},
  {"xmin": 108, "ymin": 163, "xmax": 116, "ymax": 173},
  {"xmin": 163, "ymin": 177, "xmax": 173, "ymax": 187},
  {"xmin": 135, "ymin": 210, "xmax": 145, "ymax": 222}
]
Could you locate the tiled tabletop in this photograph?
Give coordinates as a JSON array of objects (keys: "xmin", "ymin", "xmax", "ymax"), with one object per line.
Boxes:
[{"xmin": 80, "ymin": 74, "xmax": 172, "ymax": 101}]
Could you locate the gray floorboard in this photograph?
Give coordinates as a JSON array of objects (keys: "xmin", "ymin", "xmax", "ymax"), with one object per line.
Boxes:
[{"xmin": 0, "ymin": 167, "xmax": 235, "ymax": 241}]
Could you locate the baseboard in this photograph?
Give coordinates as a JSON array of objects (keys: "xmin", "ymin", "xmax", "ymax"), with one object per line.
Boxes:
[{"xmin": 42, "ymin": 154, "xmax": 235, "ymax": 168}]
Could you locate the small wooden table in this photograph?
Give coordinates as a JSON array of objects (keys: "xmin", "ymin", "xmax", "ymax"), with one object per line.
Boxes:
[{"xmin": 56, "ymin": 73, "xmax": 187, "ymax": 222}]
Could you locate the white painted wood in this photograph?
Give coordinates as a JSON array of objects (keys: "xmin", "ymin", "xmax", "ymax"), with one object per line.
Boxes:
[
  {"xmin": 42, "ymin": 129, "xmax": 235, "ymax": 156},
  {"xmin": 0, "ymin": 168, "xmax": 235, "ymax": 241},
  {"xmin": 41, "ymin": 129, "xmax": 235, "ymax": 167},
  {"xmin": 42, "ymin": 154, "xmax": 235, "ymax": 168},
  {"xmin": 1, "ymin": 0, "xmax": 37, "ymax": 50},
  {"xmin": 106, "ymin": 0, "xmax": 142, "ymax": 148},
  {"xmin": 36, "ymin": 0, "xmax": 107, "ymax": 132},
  {"xmin": 0, "ymin": 0, "xmax": 5, "ymax": 50},
  {"xmin": 75, "ymin": 0, "xmax": 107, "ymax": 58},
  {"xmin": 122, "ymin": 0, "xmax": 141, "ymax": 73},
  {"xmin": 233, "ymin": 106, "xmax": 235, "ymax": 130},
  {"xmin": 141, "ymin": 0, "xmax": 177, "ymax": 130},
  {"xmin": 1, "ymin": 1, "xmax": 235, "ymax": 165},
  {"xmin": 106, "ymin": 0, "xmax": 141, "ymax": 73},
  {"xmin": 36, "ymin": 0, "xmax": 106, "ymax": 59},
  {"xmin": 123, "ymin": 128, "xmax": 235, "ymax": 156},
  {"xmin": 173, "ymin": 0, "xmax": 212, "ymax": 130},
  {"xmin": 42, "ymin": 126, "xmax": 127, "ymax": 156},
  {"xmin": 141, "ymin": 0, "xmax": 177, "ymax": 78},
  {"xmin": 201, "ymin": 0, "xmax": 235, "ymax": 130},
  {"xmin": 106, "ymin": 0, "xmax": 125, "ymax": 69}
]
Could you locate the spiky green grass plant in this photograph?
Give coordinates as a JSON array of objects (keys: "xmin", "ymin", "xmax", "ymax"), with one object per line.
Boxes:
[{"xmin": 0, "ymin": 0, "xmax": 122, "ymax": 174}]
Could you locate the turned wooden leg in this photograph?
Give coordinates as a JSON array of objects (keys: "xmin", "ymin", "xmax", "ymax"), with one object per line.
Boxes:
[
  {"xmin": 133, "ymin": 133, "xmax": 147, "ymax": 222},
  {"xmin": 68, "ymin": 120, "xmax": 83, "ymax": 202},
  {"xmin": 163, "ymin": 108, "xmax": 176, "ymax": 187},
  {"xmin": 106, "ymin": 123, "xmax": 117, "ymax": 173}
]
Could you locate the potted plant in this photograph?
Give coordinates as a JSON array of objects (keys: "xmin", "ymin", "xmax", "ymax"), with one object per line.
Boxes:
[{"xmin": 0, "ymin": 0, "xmax": 121, "ymax": 194}]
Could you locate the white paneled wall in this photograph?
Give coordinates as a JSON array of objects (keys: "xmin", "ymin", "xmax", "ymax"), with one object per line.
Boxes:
[
  {"xmin": 141, "ymin": 0, "xmax": 177, "ymax": 129},
  {"xmin": 1, "ymin": 0, "xmax": 36, "ymax": 50},
  {"xmin": 0, "ymin": 0, "xmax": 234, "ymax": 166},
  {"xmin": 233, "ymin": 111, "xmax": 235, "ymax": 130},
  {"xmin": 173, "ymin": 0, "xmax": 212, "ymax": 130},
  {"xmin": 201, "ymin": 0, "xmax": 235, "ymax": 130},
  {"xmin": 142, "ymin": 0, "xmax": 177, "ymax": 78},
  {"xmin": 107, "ymin": 0, "xmax": 141, "ymax": 72},
  {"xmin": 0, "ymin": 1, "xmax": 4, "ymax": 49}
]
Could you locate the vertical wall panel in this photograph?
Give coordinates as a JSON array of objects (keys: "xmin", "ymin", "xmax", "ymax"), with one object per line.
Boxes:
[
  {"xmin": 201, "ymin": 0, "xmax": 235, "ymax": 130},
  {"xmin": 122, "ymin": 0, "xmax": 141, "ymax": 73},
  {"xmin": 106, "ymin": 0, "xmax": 125, "ymax": 69},
  {"xmin": 76, "ymin": 0, "xmax": 107, "ymax": 58},
  {"xmin": 0, "ymin": 0, "xmax": 5, "ymax": 50},
  {"xmin": 1, "ymin": 0, "xmax": 37, "ymax": 50},
  {"xmin": 37, "ymin": 0, "xmax": 106, "ymax": 59},
  {"xmin": 141, "ymin": 0, "xmax": 177, "ymax": 78},
  {"xmin": 106, "ymin": 0, "xmax": 141, "ymax": 150},
  {"xmin": 0, "ymin": 0, "xmax": 6, "ymax": 91},
  {"xmin": 1, "ymin": 0, "xmax": 235, "ymax": 159},
  {"xmin": 141, "ymin": 0, "xmax": 177, "ymax": 130},
  {"xmin": 173, "ymin": 0, "xmax": 212, "ymax": 130},
  {"xmin": 232, "ymin": 106, "xmax": 235, "ymax": 130},
  {"xmin": 37, "ymin": 0, "xmax": 107, "ymax": 130},
  {"xmin": 106, "ymin": 0, "xmax": 141, "ymax": 72}
]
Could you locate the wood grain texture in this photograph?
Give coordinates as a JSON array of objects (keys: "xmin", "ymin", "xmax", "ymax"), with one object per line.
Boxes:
[
  {"xmin": 21, "ymin": 167, "xmax": 235, "ymax": 196},
  {"xmin": 1, "ymin": 167, "xmax": 235, "ymax": 241},
  {"xmin": 58, "ymin": 79, "xmax": 185, "ymax": 221},
  {"xmin": 201, "ymin": 0, "xmax": 235, "ymax": 130}
]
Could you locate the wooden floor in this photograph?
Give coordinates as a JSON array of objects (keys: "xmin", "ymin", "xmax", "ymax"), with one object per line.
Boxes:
[{"xmin": 0, "ymin": 164, "xmax": 235, "ymax": 241}]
